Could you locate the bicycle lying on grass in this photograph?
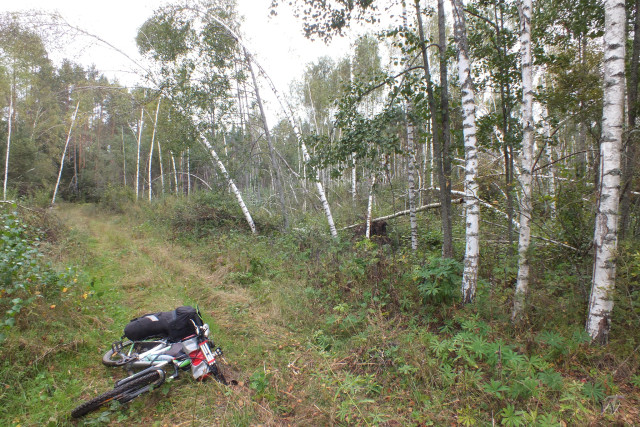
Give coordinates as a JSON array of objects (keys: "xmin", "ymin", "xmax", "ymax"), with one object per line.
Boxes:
[{"xmin": 71, "ymin": 306, "xmax": 230, "ymax": 418}]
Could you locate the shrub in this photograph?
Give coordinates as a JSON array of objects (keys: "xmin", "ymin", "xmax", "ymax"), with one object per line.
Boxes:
[
  {"xmin": 99, "ymin": 184, "xmax": 135, "ymax": 213},
  {"xmin": 414, "ymin": 256, "xmax": 463, "ymax": 305},
  {"xmin": 0, "ymin": 209, "xmax": 75, "ymax": 341}
]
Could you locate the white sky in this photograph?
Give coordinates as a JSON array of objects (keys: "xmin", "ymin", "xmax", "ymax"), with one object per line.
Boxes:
[{"xmin": 1, "ymin": 0, "xmax": 357, "ymax": 118}]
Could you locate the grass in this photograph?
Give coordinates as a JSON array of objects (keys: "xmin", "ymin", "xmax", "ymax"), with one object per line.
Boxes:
[{"xmin": 0, "ymin": 198, "xmax": 639, "ymax": 425}]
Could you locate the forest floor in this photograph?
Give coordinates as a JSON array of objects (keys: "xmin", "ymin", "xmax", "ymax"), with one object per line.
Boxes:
[{"xmin": 1, "ymin": 202, "xmax": 639, "ymax": 426}]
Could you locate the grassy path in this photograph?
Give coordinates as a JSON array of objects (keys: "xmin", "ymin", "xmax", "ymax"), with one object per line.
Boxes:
[{"xmin": 5, "ymin": 204, "xmax": 311, "ymax": 425}]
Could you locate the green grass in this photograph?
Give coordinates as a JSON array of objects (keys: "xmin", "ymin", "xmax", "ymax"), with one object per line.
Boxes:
[{"xmin": 0, "ymin": 198, "xmax": 638, "ymax": 425}]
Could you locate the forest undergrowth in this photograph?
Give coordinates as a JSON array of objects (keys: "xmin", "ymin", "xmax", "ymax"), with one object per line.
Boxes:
[{"xmin": 0, "ymin": 194, "xmax": 639, "ymax": 426}]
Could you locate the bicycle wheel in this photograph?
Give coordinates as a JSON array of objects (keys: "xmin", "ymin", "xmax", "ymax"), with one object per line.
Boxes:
[
  {"xmin": 71, "ymin": 371, "xmax": 161, "ymax": 418},
  {"xmin": 208, "ymin": 363, "xmax": 227, "ymax": 385}
]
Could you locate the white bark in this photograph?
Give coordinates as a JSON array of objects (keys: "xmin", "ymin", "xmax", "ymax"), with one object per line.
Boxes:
[
  {"xmin": 3, "ymin": 74, "xmax": 13, "ymax": 201},
  {"xmin": 512, "ymin": 0, "xmax": 535, "ymax": 321},
  {"xmin": 452, "ymin": 0, "xmax": 481, "ymax": 304},
  {"xmin": 587, "ymin": 0, "xmax": 625, "ymax": 344},
  {"xmin": 148, "ymin": 99, "xmax": 160, "ymax": 201},
  {"xmin": 200, "ymin": 135, "xmax": 256, "ymax": 234},
  {"xmin": 157, "ymin": 139, "xmax": 165, "ymax": 195},
  {"xmin": 352, "ymin": 154, "xmax": 357, "ymax": 202},
  {"xmin": 343, "ymin": 198, "xmax": 464, "ymax": 229},
  {"xmin": 135, "ymin": 108, "xmax": 144, "ymax": 200},
  {"xmin": 187, "ymin": 148, "xmax": 191, "ymax": 195},
  {"xmin": 171, "ymin": 152, "xmax": 179, "ymax": 194},
  {"xmin": 366, "ymin": 174, "xmax": 376, "ymax": 239},
  {"xmin": 403, "ymin": 0, "xmax": 418, "ymax": 252},
  {"xmin": 51, "ymin": 101, "xmax": 81, "ymax": 205},
  {"xmin": 122, "ymin": 127, "xmax": 127, "ymax": 187},
  {"xmin": 543, "ymin": 118, "xmax": 557, "ymax": 220},
  {"xmin": 407, "ymin": 123, "xmax": 418, "ymax": 251}
]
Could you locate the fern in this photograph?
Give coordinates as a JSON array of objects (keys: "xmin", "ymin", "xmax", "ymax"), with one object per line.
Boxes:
[
  {"xmin": 500, "ymin": 404, "xmax": 526, "ymax": 426},
  {"xmin": 581, "ymin": 380, "xmax": 605, "ymax": 404},
  {"xmin": 414, "ymin": 257, "xmax": 462, "ymax": 305},
  {"xmin": 483, "ymin": 379, "xmax": 510, "ymax": 398},
  {"xmin": 538, "ymin": 369, "xmax": 564, "ymax": 392}
]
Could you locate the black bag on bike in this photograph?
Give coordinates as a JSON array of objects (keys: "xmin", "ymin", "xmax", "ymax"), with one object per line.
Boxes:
[
  {"xmin": 124, "ymin": 306, "xmax": 202, "ymax": 341},
  {"xmin": 168, "ymin": 306, "xmax": 203, "ymax": 341}
]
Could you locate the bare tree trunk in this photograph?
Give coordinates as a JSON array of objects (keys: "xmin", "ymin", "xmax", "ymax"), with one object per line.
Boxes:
[
  {"xmin": 200, "ymin": 135, "xmax": 256, "ymax": 234},
  {"xmin": 3, "ymin": 69, "xmax": 14, "ymax": 201},
  {"xmin": 157, "ymin": 139, "xmax": 165, "ymax": 195},
  {"xmin": 416, "ymin": 0, "xmax": 450, "ymax": 258},
  {"xmin": 52, "ymin": 101, "xmax": 81, "ymax": 205},
  {"xmin": 171, "ymin": 152, "xmax": 179, "ymax": 194},
  {"xmin": 366, "ymin": 174, "xmax": 376, "ymax": 239},
  {"xmin": 543, "ymin": 109, "xmax": 557, "ymax": 220},
  {"xmin": 437, "ymin": 0, "xmax": 454, "ymax": 258},
  {"xmin": 587, "ymin": 0, "xmax": 625, "ymax": 344},
  {"xmin": 246, "ymin": 49, "xmax": 289, "ymax": 230},
  {"xmin": 621, "ymin": 0, "xmax": 640, "ymax": 238},
  {"xmin": 452, "ymin": 0, "xmax": 481, "ymax": 303},
  {"xmin": 512, "ymin": 0, "xmax": 535, "ymax": 321},
  {"xmin": 122, "ymin": 127, "xmax": 127, "ymax": 187},
  {"xmin": 407, "ymin": 122, "xmax": 419, "ymax": 251},
  {"xmin": 135, "ymin": 107, "xmax": 144, "ymax": 200},
  {"xmin": 187, "ymin": 148, "xmax": 191, "ymax": 195},
  {"xmin": 148, "ymin": 99, "xmax": 160, "ymax": 201},
  {"xmin": 403, "ymin": 0, "xmax": 418, "ymax": 252},
  {"xmin": 352, "ymin": 154, "xmax": 357, "ymax": 202}
]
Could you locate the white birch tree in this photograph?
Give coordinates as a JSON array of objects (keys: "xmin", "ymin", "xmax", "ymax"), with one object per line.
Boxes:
[
  {"xmin": 3, "ymin": 71, "xmax": 13, "ymax": 201},
  {"xmin": 586, "ymin": 0, "xmax": 625, "ymax": 343},
  {"xmin": 122, "ymin": 127, "xmax": 127, "ymax": 187},
  {"xmin": 512, "ymin": 0, "xmax": 534, "ymax": 321},
  {"xmin": 402, "ymin": 0, "xmax": 418, "ymax": 252},
  {"xmin": 171, "ymin": 152, "xmax": 179, "ymax": 194},
  {"xmin": 200, "ymin": 135, "xmax": 257, "ymax": 234},
  {"xmin": 407, "ymin": 123, "xmax": 418, "ymax": 251},
  {"xmin": 366, "ymin": 174, "xmax": 376, "ymax": 239},
  {"xmin": 451, "ymin": 0, "xmax": 480, "ymax": 303},
  {"xmin": 148, "ymin": 98, "xmax": 160, "ymax": 201},
  {"xmin": 135, "ymin": 107, "xmax": 144, "ymax": 200},
  {"xmin": 51, "ymin": 100, "xmax": 80, "ymax": 205}
]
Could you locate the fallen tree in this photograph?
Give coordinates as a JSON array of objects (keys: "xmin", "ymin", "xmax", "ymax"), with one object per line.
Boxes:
[{"xmin": 342, "ymin": 199, "xmax": 464, "ymax": 230}]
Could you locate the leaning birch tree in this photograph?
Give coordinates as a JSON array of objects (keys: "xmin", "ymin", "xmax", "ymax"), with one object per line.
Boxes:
[
  {"xmin": 451, "ymin": 0, "xmax": 480, "ymax": 303},
  {"xmin": 512, "ymin": 0, "xmax": 535, "ymax": 321},
  {"xmin": 245, "ymin": 48, "xmax": 289, "ymax": 230},
  {"xmin": 200, "ymin": 135, "xmax": 256, "ymax": 234},
  {"xmin": 586, "ymin": 0, "xmax": 625, "ymax": 343},
  {"xmin": 51, "ymin": 100, "xmax": 81, "ymax": 205}
]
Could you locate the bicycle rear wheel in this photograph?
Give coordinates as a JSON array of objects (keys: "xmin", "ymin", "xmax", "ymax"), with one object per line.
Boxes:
[{"xmin": 71, "ymin": 370, "xmax": 161, "ymax": 418}]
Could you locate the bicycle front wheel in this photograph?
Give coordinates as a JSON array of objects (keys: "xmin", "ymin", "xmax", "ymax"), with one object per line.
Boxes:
[{"xmin": 71, "ymin": 370, "xmax": 161, "ymax": 418}]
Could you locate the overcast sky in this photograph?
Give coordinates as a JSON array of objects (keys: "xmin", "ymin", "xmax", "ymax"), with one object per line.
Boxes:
[{"xmin": 0, "ymin": 0, "xmax": 356, "ymax": 109}]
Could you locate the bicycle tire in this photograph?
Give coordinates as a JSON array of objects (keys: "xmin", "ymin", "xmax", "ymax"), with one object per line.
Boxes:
[
  {"xmin": 71, "ymin": 371, "xmax": 161, "ymax": 418},
  {"xmin": 209, "ymin": 363, "xmax": 227, "ymax": 385}
]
